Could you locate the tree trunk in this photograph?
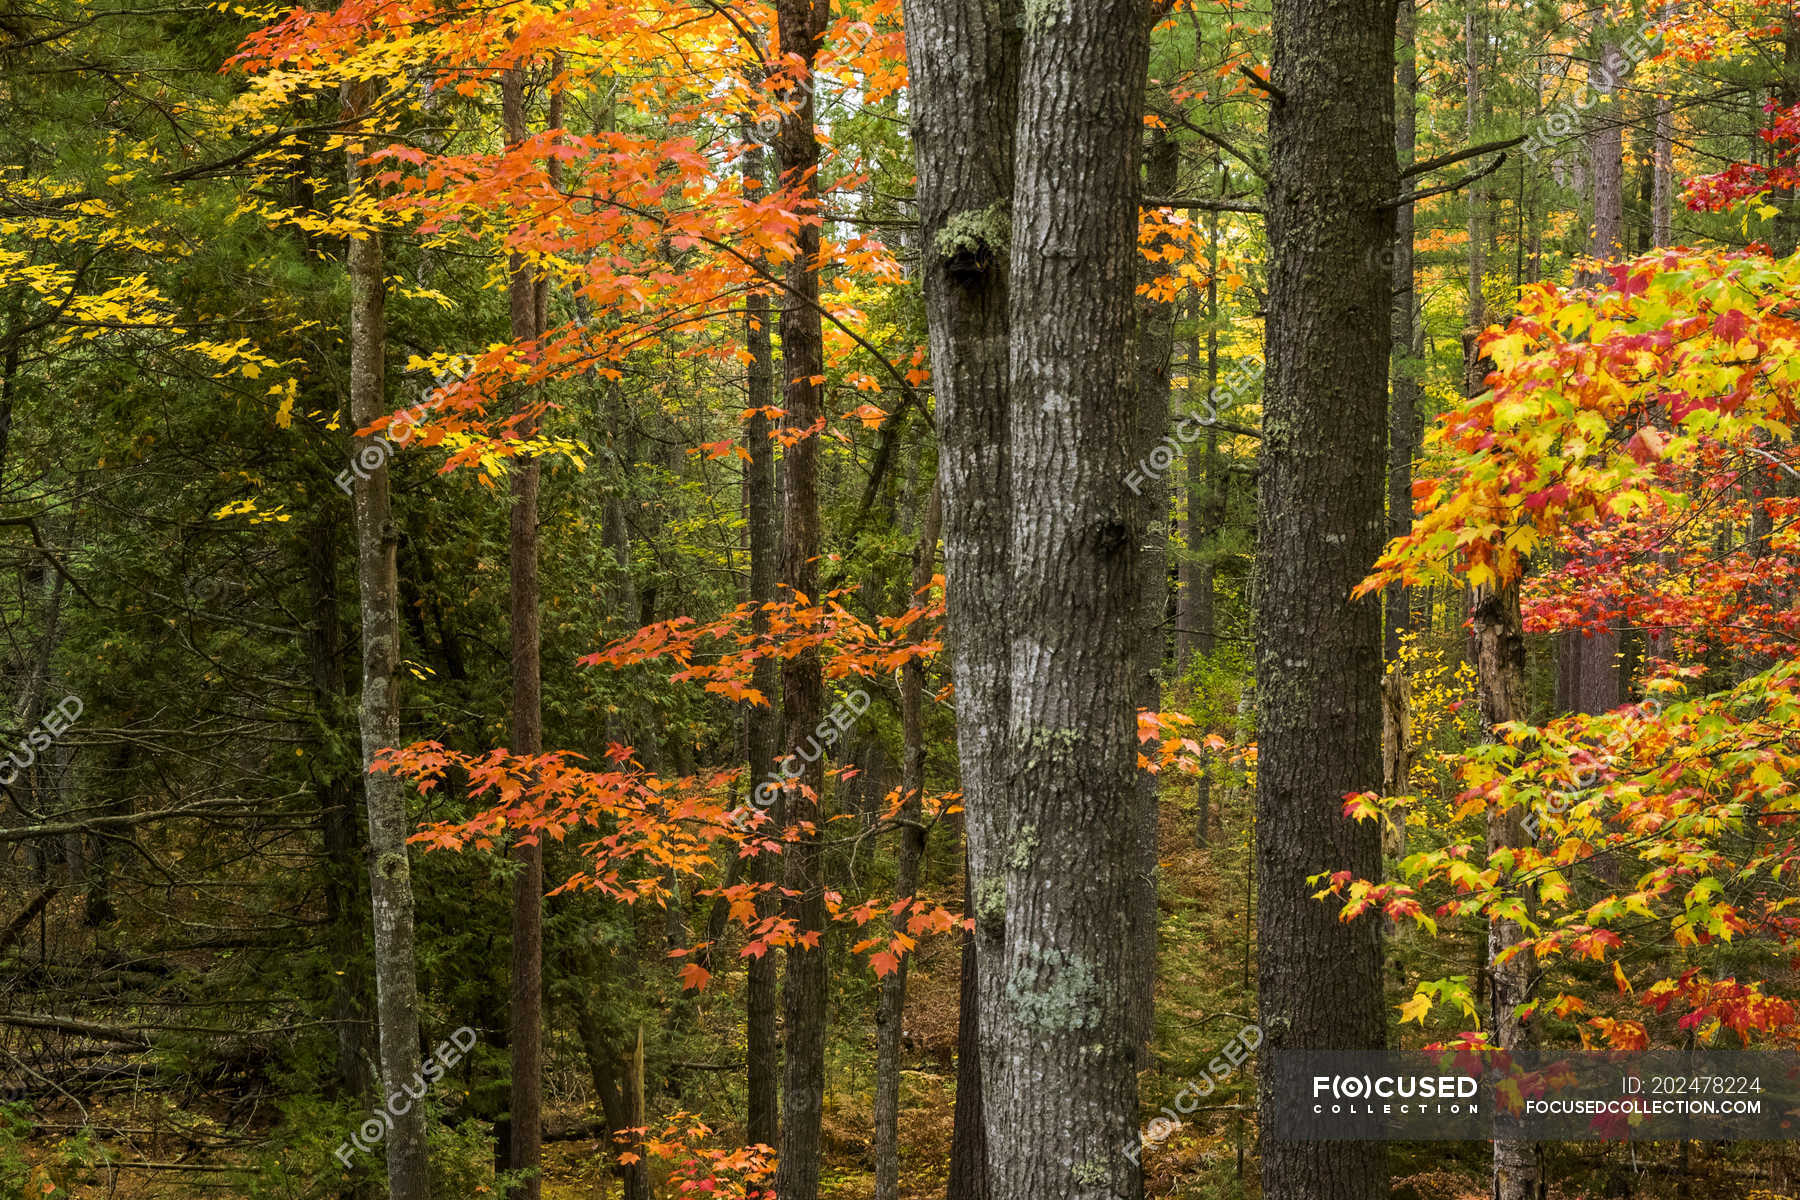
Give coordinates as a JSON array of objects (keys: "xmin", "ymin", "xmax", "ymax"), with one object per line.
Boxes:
[
  {"xmin": 1195, "ymin": 187, "xmax": 1224, "ymax": 663},
  {"xmin": 1470, "ymin": 582, "xmax": 1544, "ymax": 1200},
  {"xmin": 343, "ymin": 77, "xmax": 429, "ymax": 1200},
  {"xmin": 946, "ymin": 858, "xmax": 988, "ymax": 1200},
  {"xmin": 874, "ymin": 483, "xmax": 941, "ymax": 1200},
  {"xmin": 501, "ymin": 66, "xmax": 546, "ymax": 1200},
  {"xmin": 899, "ymin": 0, "xmax": 1019, "ymax": 1194},
  {"xmin": 1567, "ymin": 31, "xmax": 1625, "ymax": 715},
  {"xmin": 1130, "ymin": 125, "xmax": 1178, "ymax": 1052},
  {"xmin": 1462, "ymin": 0, "xmax": 1487, "ymax": 396},
  {"xmin": 303, "ymin": 515, "xmax": 370, "ymax": 1098},
  {"xmin": 772, "ymin": 1, "xmax": 831, "ymax": 1195},
  {"xmin": 995, "ymin": 2, "xmax": 1149, "ymax": 1195},
  {"xmin": 1651, "ymin": 96, "xmax": 1673, "ymax": 249},
  {"xmin": 1387, "ymin": 0, "xmax": 1420, "ymax": 666},
  {"xmin": 741, "ymin": 120, "xmax": 782, "ymax": 1154},
  {"xmin": 574, "ymin": 998, "xmax": 653, "ymax": 1200},
  {"xmin": 1257, "ymin": 0, "xmax": 1395, "ymax": 1197}
]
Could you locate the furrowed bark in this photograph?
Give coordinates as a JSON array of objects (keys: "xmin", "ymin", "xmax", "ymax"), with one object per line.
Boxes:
[
  {"xmin": 996, "ymin": 1, "xmax": 1150, "ymax": 1195},
  {"xmin": 898, "ymin": 0, "xmax": 1019, "ymax": 1194},
  {"xmin": 1256, "ymin": 0, "xmax": 1395, "ymax": 1196}
]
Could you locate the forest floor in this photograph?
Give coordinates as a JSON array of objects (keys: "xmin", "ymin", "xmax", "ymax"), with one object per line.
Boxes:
[{"xmin": 12, "ymin": 779, "xmax": 1800, "ymax": 1199}]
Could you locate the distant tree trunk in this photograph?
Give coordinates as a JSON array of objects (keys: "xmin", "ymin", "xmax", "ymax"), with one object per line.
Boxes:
[
  {"xmin": 303, "ymin": 515, "xmax": 370, "ymax": 1097},
  {"xmin": 1470, "ymin": 582, "xmax": 1544, "ymax": 1200},
  {"xmin": 1257, "ymin": 0, "xmax": 1394, "ymax": 1198},
  {"xmin": 1462, "ymin": 0, "xmax": 1487, "ymax": 396},
  {"xmin": 1567, "ymin": 30, "xmax": 1625, "ymax": 715},
  {"xmin": 994, "ymin": 1, "xmax": 1148, "ymax": 1194},
  {"xmin": 946, "ymin": 861, "xmax": 988, "ymax": 1200},
  {"xmin": 574, "ymin": 999, "xmax": 652, "ymax": 1200},
  {"xmin": 899, "ymin": 0, "xmax": 1019, "ymax": 1193},
  {"xmin": 1195, "ymin": 186, "xmax": 1224, "ymax": 662},
  {"xmin": 1130, "ymin": 124, "xmax": 1179, "ymax": 1052},
  {"xmin": 1651, "ymin": 96, "xmax": 1674, "ymax": 249},
  {"xmin": 741, "ymin": 122, "xmax": 782, "ymax": 1154},
  {"xmin": 343, "ymin": 77, "xmax": 429, "ymax": 1200},
  {"xmin": 501, "ymin": 66, "xmax": 546, "ymax": 1200},
  {"xmin": 874, "ymin": 484, "xmax": 940, "ymax": 1200},
  {"xmin": 1387, "ymin": 0, "xmax": 1419, "ymax": 667},
  {"xmin": 772, "ymin": 0, "xmax": 830, "ymax": 1195}
]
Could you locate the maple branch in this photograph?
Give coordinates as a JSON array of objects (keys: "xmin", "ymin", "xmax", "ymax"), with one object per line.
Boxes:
[
  {"xmin": 1400, "ymin": 135, "xmax": 1526, "ymax": 181},
  {"xmin": 1383, "ymin": 152, "xmax": 1512, "ymax": 209},
  {"xmin": 573, "ymin": 191, "xmax": 933, "ymax": 426}
]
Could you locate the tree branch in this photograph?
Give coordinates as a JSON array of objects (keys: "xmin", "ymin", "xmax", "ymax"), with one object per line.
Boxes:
[
  {"xmin": 1236, "ymin": 63, "xmax": 1286, "ymax": 103},
  {"xmin": 1383, "ymin": 152, "xmax": 1512, "ymax": 209},
  {"xmin": 1400, "ymin": 135, "xmax": 1526, "ymax": 180},
  {"xmin": 1143, "ymin": 196, "xmax": 1265, "ymax": 215}
]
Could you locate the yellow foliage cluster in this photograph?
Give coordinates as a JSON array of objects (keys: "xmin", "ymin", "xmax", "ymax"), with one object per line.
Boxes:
[{"xmin": 1391, "ymin": 629, "xmax": 1481, "ymax": 824}]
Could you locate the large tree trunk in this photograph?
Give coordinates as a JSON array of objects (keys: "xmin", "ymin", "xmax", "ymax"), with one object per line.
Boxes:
[
  {"xmin": 1470, "ymin": 583, "xmax": 1544, "ymax": 1200},
  {"xmin": 501, "ymin": 66, "xmax": 546, "ymax": 1200},
  {"xmin": 343, "ymin": 78, "xmax": 430, "ymax": 1200},
  {"xmin": 772, "ymin": 1, "xmax": 831, "ymax": 1196},
  {"xmin": 740, "ymin": 122, "xmax": 782, "ymax": 1154},
  {"xmin": 994, "ymin": 2, "xmax": 1149, "ymax": 1195},
  {"xmin": 873, "ymin": 484, "xmax": 941, "ymax": 1200},
  {"xmin": 1257, "ymin": 1, "xmax": 1395, "ymax": 1198},
  {"xmin": 899, "ymin": 0, "xmax": 1018, "ymax": 1195}
]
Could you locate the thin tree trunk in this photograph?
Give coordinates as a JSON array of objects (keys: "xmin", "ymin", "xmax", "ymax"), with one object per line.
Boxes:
[
  {"xmin": 1462, "ymin": 0, "xmax": 1487, "ymax": 396},
  {"xmin": 574, "ymin": 998, "xmax": 652, "ymax": 1200},
  {"xmin": 1471, "ymin": 582, "xmax": 1544, "ymax": 1200},
  {"xmin": 1196, "ymin": 186, "xmax": 1223, "ymax": 662},
  {"xmin": 945, "ymin": 858, "xmax": 988, "ymax": 1200},
  {"xmin": 343, "ymin": 77, "xmax": 429, "ymax": 1200},
  {"xmin": 1257, "ymin": 0, "xmax": 1395, "ymax": 1197},
  {"xmin": 995, "ymin": 2, "xmax": 1149, "ymax": 1194},
  {"xmin": 771, "ymin": 1, "xmax": 830, "ymax": 1195},
  {"xmin": 1568, "ymin": 27, "xmax": 1625, "ymax": 715},
  {"xmin": 1387, "ymin": 0, "xmax": 1420, "ymax": 666},
  {"xmin": 501, "ymin": 66, "xmax": 546, "ymax": 1200},
  {"xmin": 741, "ymin": 121, "xmax": 782, "ymax": 1154},
  {"xmin": 1130, "ymin": 124, "xmax": 1178, "ymax": 1053},
  {"xmin": 1652, "ymin": 96, "xmax": 1673, "ymax": 249},
  {"xmin": 873, "ymin": 483, "xmax": 941, "ymax": 1200},
  {"xmin": 899, "ymin": 0, "xmax": 1019, "ymax": 1193},
  {"xmin": 304, "ymin": 516, "xmax": 370, "ymax": 1097}
]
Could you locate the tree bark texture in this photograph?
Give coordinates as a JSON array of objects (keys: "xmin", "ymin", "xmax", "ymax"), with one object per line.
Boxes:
[{"xmin": 1256, "ymin": 0, "xmax": 1395, "ymax": 1196}]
